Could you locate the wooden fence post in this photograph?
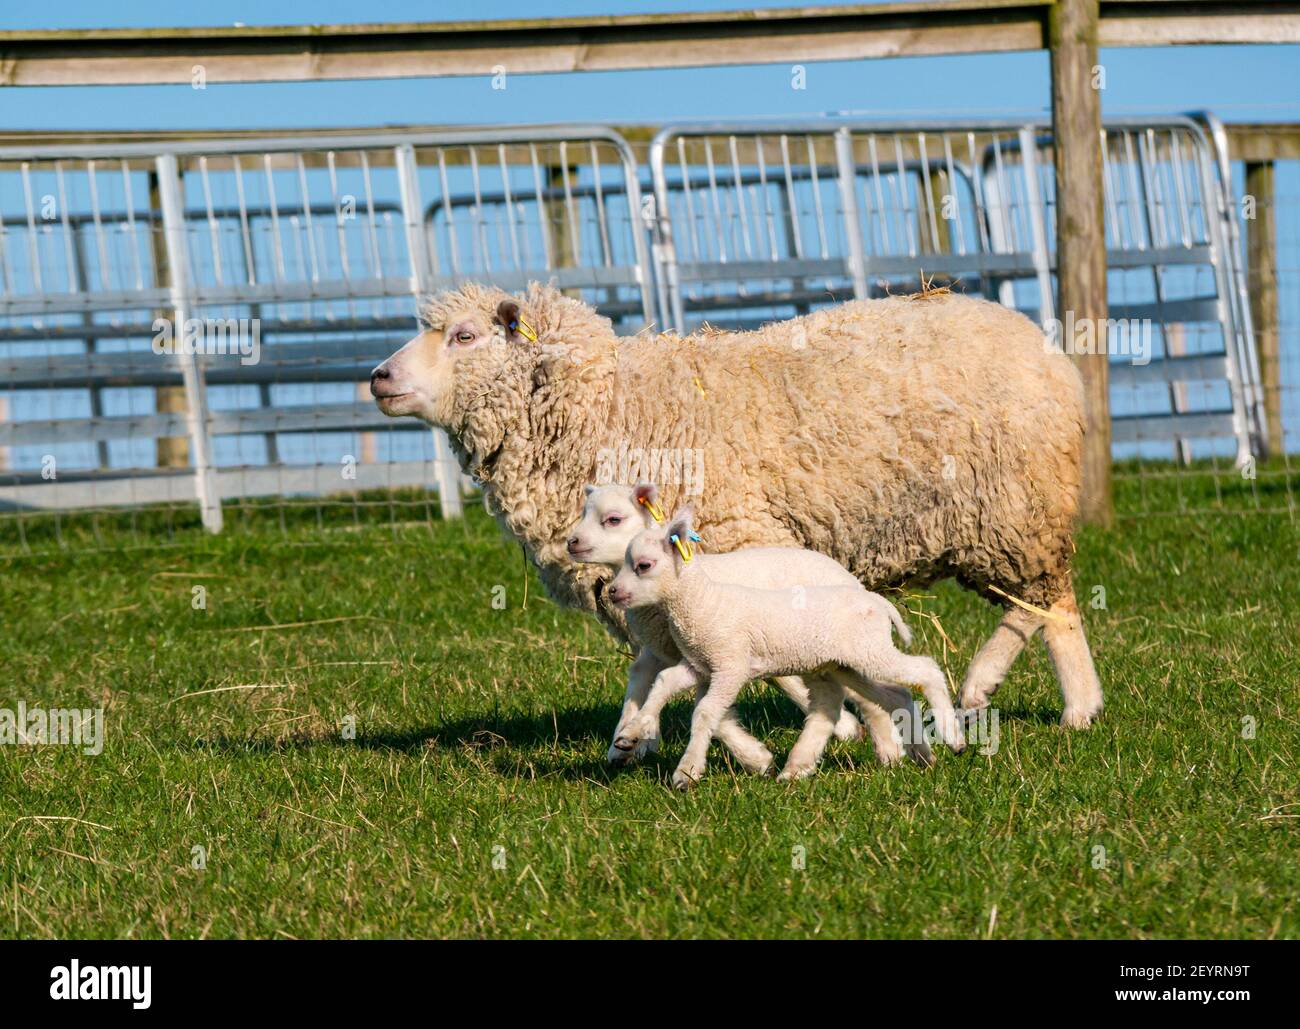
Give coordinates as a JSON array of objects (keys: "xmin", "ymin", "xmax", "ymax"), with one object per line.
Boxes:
[
  {"xmin": 1050, "ymin": 0, "xmax": 1113, "ymax": 527},
  {"xmin": 1244, "ymin": 160, "xmax": 1282, "ymax": 457}
]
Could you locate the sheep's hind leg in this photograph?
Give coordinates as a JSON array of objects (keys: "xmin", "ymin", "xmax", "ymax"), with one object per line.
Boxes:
[
  {"xmin": 776, "ymin": 678, "xmax": 843, "ymax": 782},
  {"xmin": 958, "ymin": 605, "xmax": 1043, "ymax": 713},
  {"xmin": 864, "ymin": 653, "xmax": 965, "ymax": 754},
  {"xmin": 607, "ymin": 648, "xmax": 667, "ymax": 767},
  {"xmin": 771, "ymin": 675, "xmax": 863, "ymax": 743},
  {"xmin": 1041, "ymin": 588, "xmax": 1104, "ymax": 728},
  {"xmin": 829, "ymin": 671, "xmax": 932, "ymax": 767}
]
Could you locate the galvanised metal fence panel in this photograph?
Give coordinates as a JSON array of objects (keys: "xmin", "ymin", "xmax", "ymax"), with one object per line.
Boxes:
[
  {"xmin": 650, "ymin": 116, "xmax": 1262, "ymax": 467},
  {"xmin": 0, "ymin": 127, "xmax": 654, "ymax": 540}
]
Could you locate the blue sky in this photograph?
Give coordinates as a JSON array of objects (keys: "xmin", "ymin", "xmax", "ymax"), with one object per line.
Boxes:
[{"xmin": 1, "ymin": 1, "xmax": 1297, "ymax": 130}]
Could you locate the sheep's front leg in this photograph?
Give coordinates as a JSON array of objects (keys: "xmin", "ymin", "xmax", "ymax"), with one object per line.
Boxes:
[
  {"xmin": 607, "ymin": 648, "xmax": 668, "ymax": 767},
  {"xmin": 711, "ymin": 693, "xmax": 775, "ymax": 777},
  {"xmin": 672, "ymin": 669, "xmax": 747, "ymax": 791},
  {"xmin": 614, "ymin": 662, "xmax": 703, "ymax": 754}
]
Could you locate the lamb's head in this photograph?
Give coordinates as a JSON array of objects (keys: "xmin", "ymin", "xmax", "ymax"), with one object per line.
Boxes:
[
  {"xmin": 565, "ymin": 482, "xmax": 662, "ymax": 567},
  {"xmin": 369, "ymin": 281, "xmax": 614, "ymax": 427},
  {"xmin": 607, "ymin": 507, "xmax": 696, "ymax": 610}
]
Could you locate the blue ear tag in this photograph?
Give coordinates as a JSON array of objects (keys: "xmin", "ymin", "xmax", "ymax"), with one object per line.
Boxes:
[
  {"xmin": 669, "ymin": 533, "xmax": 694, "ymax": 562},
  {"xmin": 510, "ymin": 316, "xmax": 538, "ymax": 342}
]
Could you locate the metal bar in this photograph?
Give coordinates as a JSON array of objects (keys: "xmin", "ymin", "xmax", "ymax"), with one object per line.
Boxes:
[
  {"xmin": 155, "ymin": 151, "xmax": 223, "ymax": 533},
  {"xmin": 834, "ymin": 128, "xmax": 868, "ymax": 300},
  {"xmin": 395, "ymin": 142, "xmax": 463, "ymax": 520}
]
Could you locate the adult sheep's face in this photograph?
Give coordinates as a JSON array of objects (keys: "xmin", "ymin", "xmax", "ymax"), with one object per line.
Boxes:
[{"xmin": 369, "ymin": 290, "xmax": 531, "ymax": 425}]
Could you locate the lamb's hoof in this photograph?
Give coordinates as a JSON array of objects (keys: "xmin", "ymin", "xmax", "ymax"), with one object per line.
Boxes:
[
  {"xmin": 671, "ymin": 765, "xmax": 704, "ymax": 791},
  {"xmin": 1060, "ymin": 705, "xmax": 1102, "ymax": 729},
  {"xmin": 737, "ymin": 757, "xmax": 775, "ymax": 778},
  {"xmin": 607, "ymin": 734, "xmax": 657, "ymax": 766},
  {"xmin": 833, "ymin": 716, "xmax": 864, "ymax": 744},
  {"xmin": 905, "ymin": 742, "xmax": 935, "ymax": 768},
  {"xmin": 878, "ymin": 750, "xmax": 905, "ymax": 768},
  {"xmin": 606, "ymin": 743, "xmax": 636, "ymax": 767},
  {"xmin": 775, "ymin": 763, "xmax": 816, "ymax": 783},
  {"xmin": 956, "ymin": 688, "xmax": 993, "ymax": 713}
]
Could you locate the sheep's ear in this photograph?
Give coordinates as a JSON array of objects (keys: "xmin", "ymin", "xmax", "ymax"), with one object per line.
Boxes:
[
  {"xmin": 632, "ymin": 482, "xmax": 658, "ymax": 508},
  {"xmin": 496, "ymin": 299, "xmax": 538, "ymax": 344}
]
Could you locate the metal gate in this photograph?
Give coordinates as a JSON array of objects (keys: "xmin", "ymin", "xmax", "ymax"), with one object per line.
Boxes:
[
  {"xmin": 649, "ymin": 116, "xmax": 1263, "ymax": 465},
  {"xmin": 0, "ymin": 127, "xmax": 653, "ymax": 531}
]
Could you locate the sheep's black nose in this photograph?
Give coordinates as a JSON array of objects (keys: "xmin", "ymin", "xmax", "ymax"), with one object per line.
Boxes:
[
  {"xmin": 566, "ymin": 536, "xmax": 579, "ymax": 551},
  {"xmin": 370, "ymin": 365, "xmax": 391, "ymax": 386}
]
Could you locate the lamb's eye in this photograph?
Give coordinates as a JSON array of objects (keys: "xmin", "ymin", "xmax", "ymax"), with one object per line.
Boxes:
[
  {"xmin": 455, "ymin": 331, "xmax": 475, "ymax": 344},
  {"xmin": 635, "ymin": 560, "xmax": 653, "ymax": 574},
  {"xmin": 604, "ymin": 515, "xmax": 622, "ymax": 526}
]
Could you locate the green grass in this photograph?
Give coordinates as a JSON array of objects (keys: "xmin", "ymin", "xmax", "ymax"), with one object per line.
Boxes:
[{"xmin": 1, "ymin": 477, "xmax": 1297, "ymax": 939}]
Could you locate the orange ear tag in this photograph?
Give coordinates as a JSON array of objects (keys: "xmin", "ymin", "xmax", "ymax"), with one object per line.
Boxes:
[{"xmin": 637, "ymin": 496, "xmax": 666, "ymax": 523}]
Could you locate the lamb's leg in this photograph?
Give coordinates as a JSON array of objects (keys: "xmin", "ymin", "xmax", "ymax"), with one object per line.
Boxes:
[
  {"xmin": 614, "ymin": 662, "xmax": 703, "ymax": 753},
  {"xmin": 776, "ymin": 678, "xmax": 843, "ymax": 782},
  {"xmin": 771, "ymin": 675, "xmax": 863, "ymax": 743},
  {"xmin": 1041, "ymin": 588, "xmax": 1104, "ymax": 728},
  {"xmin": 711, "ymin": 693, "xmax": 775, "ymax": 777},
  {"xmin": 616, "ymin": 665, "xmax": 773, "ymax": 777},
  {"xmin": 856, "ymin": 652, "xmax": 964, "ymax": 753},
  {"xmin": 829, "ymin": 671, "xmax": 932, "ymax": 767},
  {"xmin": 607, "ymin": 648, "xmax": 668, "ymax": 767},
  {"xmin": 958, "ymin": 605, "xmax": 1043, "ymax": 712},
  {"xmin": 672, "ymin": 670, "xmax": 747, "ymax": 791}
]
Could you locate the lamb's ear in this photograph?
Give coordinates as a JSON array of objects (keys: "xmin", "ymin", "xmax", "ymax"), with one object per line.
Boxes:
[
  {"xmin": 632, "ymin": 482, "xmax": 659, "ymax": 510},
  {"xmin": 664, "ymin": 506, "xmax": 696, "ymax": 564},
  {"xmin": 496, "ymin": 299, "xmax": 538, "ymax": 344}
]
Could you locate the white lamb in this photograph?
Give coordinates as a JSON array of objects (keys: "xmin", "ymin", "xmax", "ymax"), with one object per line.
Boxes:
[
  {"xmin": 566, "ymin": 484, "xmax": 932, "ymax": 774},
  {"xmin": 607, "ymin": 507, "xmax": 966, "ymax": 789}
]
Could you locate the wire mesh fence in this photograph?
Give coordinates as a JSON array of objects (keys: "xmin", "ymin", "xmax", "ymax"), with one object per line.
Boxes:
[
  {"xmin": 0, "ymin": 115, "xmax": 1295, "ymax": 555},
  {"xmin": 0, "ymin": 127, "xmax": 651, "ymax": 551}
]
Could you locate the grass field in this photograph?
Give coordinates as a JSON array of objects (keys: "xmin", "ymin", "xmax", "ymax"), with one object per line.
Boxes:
[{"xmin": 1, "ymin": 471, "xmax": 1297, "ymax": 939}]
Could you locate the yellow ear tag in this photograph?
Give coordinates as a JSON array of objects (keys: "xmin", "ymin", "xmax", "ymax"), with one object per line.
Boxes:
[
  {"xmin": 637, "ymin": 495, "xmax": 666, "ymax": 523},
  {"xmin": 512, "ymin": 316, "xmax": 538, "ymax": 342},
  {"xmin": 669, "ymin": 533, "xmax": 693, "ymax": 563}
]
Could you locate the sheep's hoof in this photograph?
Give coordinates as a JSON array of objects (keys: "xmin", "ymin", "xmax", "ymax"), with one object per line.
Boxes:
[
  {"xmin": 611, "ymin": 735, "xmax": 638, "ymax": 753},
  {"xmin": 775, "ymin": 764, "xmax": 816, "ymax": 783},
  {"xmin": 671, "ymin": 766, "xmax": 703, "ymax": 791}
]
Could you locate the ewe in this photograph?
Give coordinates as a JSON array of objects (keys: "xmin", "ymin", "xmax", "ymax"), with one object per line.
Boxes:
[
  {"xmin": 567, "ymin": 483, "xmax": 932, "ymax": 772},
  {"xmin": 371, "ymin": 282, "xmax": 1103, "ymax": 730},
  {"xmin": 607, "ymin": 508, "xmax": 963, "ymax": 789}
]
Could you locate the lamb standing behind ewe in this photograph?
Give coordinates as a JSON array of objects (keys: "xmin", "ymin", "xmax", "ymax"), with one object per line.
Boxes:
[
  {"xmin": 607, "ymin": 509, "xmax": 963, "ymax": 788},
  {"xmin": 370, "ymin": 282, "xmax": 1103, "ymax": 729},
  {"xmin": 566, "ymin": 483, "xmax": 933, "ymax": 771}
]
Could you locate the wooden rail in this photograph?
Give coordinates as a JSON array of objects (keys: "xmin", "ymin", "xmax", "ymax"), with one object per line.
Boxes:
[{"xmin": 1, "ymin": 2, "xmax": 1297, "ymax": 86}]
